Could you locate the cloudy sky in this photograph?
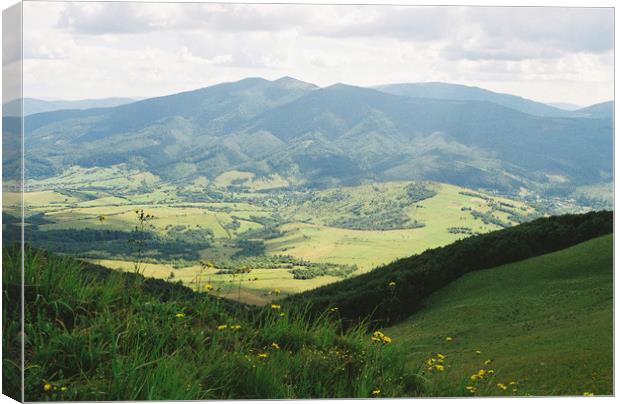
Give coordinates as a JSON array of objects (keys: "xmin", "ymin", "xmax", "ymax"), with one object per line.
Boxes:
[{"xmin": 22, "ymin": 1, "xmax": 614, "ymax": 106}]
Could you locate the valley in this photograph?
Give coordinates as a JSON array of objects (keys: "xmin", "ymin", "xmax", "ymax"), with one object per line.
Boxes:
[{"xmin": 5, "ymin": 165, "xmax": 549, "ymax": 304}]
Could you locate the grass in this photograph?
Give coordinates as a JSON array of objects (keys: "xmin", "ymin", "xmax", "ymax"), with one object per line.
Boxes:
[
  {"xmin": 3, "ymin": 245, "xmax": 426, "ymax": 401},
  {"xmin": 385, "ymin": 235, "xmax": 613, "ymax": 396},
  {"xmin": 17, "ymin": 180, "xmax": 540, "ymax": 304},
  {"xmin": 3, "ymin": 219, "xmax": 612, "ymax": 399}
]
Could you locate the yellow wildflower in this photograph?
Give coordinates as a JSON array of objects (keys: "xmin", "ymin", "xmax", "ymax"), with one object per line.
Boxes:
[
  {"xmin": 371, "ymin": 389, "xmax": 381, "ymax": 396},
  {"xmin": 61, "ymin": 387, "xmax": 67, "ymax": 392},
  {"xmin": 175, "ymin": 313, "xmax": 185, "ymax": 318},
  {"xmin": 583, "ymin": 392, "xmax": 594, "ymax": 396},
  {"xmin": 497, "ymin": 383, "xmax": 507, "ymax": 391},
  {"xmin": 465, "ymin": 386, "xmax": 477, "ymax": 393},
  {"xmin": 486, "ymin": 369, "xmax": 495, "ymax": 375},
  {"xmin": 271, "ymin": 342, "xmax": 280, "ymax": 349},
  {"xmin": 388, "ymin": 281, "xmax": 396, "ymax": 288},
  {"xmin": 436, "ymin": 353, "xmax": 446, "ymax": 360},
  {"xmin": 445, "ymin": 336, "xmax": 453, "ymax": 342},
  {"xmin": 43, "ymin": 383, "xmax": 52, "ymax": 392},
  {"xmin": 257, "ymin": 353, "xmax": 269, "ymax": 359},
  {"xmin": 217, "ymin": 324, "xmax": 228, "ymax": 330},
  {"xmin": 371, "ymin": 331, "xmax": 392, "ymax": 344},
  {"xmin": 484, "ymin": 359, "xmax": 493, "ymax": 365},
  {"xmin": 279, "ymin": 312, "xmax": 286, "ymax": 317},
  {"xmin": 230, "ymin": 325, "xmax": 241, "ymax": 330},
  {"xmin": 203, "ymin": 284, "xmax": 214, "ymax": 292},
  {"xmin": 434, "ymin": 364, "xmax": 445, "ymax": 372},
  {"xmin": 509, "ymin": 381, "xmax": 518, "ymax": 386},
  {"xmin": 475, "ymin": 350, "xmax": 481, "ymax": 355},
  {"xmin": 426, "ymin": 358, "xmax": 436, "ymax": 366},
  {"xmin": 329, "ymin": 307, "xmax": 339, "ymax": 312},
  {"xmin": 271, "ymin": 304, "xmax": 281, "ymax": 310}
]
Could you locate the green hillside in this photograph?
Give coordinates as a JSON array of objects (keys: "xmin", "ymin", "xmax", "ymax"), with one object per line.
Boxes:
[
  {"xmin": 386, "ymin": 234, "xmax": 613, "ymax": 396},
  {"xmin": 285, "ymin": 211, "xmax": 613, "ymax": 326},
  {"xmin": 2, "ymin": 213, "xmax": 612, "ymax": 400},
  {"xmin": 2, "ymin": 246, "xmax": 418, "ymax": 401}
]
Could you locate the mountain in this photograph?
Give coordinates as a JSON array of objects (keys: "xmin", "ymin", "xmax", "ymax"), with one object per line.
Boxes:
[
  {"xmin": 574, "ymin": 101, "xmax": 613, "ymax": 119},
  {"xmin": 547, "ymin": 102, "xmax": 583, "ymax": 111},
  {"xmin": 8, "ymin": 77, "xmax": 612, "ymax": 195},
  {"xmin": 375, "ymin": 82, "xmax": 575, "ymax": 117},
  {"xmin": 3, "ymin": 97, "xmax": 138, "ymax": 116},
  {"xmin": 241, "ymin": 84, "xmax": 611, "ymax": 189}
]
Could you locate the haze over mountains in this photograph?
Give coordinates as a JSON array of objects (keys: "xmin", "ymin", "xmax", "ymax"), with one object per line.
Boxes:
[
  {"xmin": 4, "ymin": 77, "xmax": 613, "ymax": 197},
  {"xmin": 3, "ymin": 97, "xmax": 138, "ymax": 116}
]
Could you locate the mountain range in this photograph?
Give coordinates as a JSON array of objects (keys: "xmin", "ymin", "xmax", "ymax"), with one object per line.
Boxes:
[
  {"xmin": 3, "ymin": 97, "xmax": 138, "ymax": 116},
  {"xmin": 3, "ymin": 77, "xmax": 613, "ymax": 196}
]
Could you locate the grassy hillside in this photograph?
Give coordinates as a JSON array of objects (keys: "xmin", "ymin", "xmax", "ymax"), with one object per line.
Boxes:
[
  {"xmin": 2, "ymin": 246, "xmax": 420, "ymax": 401},
  {"xmin": 386, "ymin": 235, "xmax": 613, "ymax": 396},
  {"xmin": 285, "ymin": 211, "xmax": 613, "ymax": 326},
  {"xmin": 2, "ymin": 213, "xmax": 612, "ymax": 399}
]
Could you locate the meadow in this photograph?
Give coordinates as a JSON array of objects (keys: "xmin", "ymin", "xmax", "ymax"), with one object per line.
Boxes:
[
  {"xmin": 386, "ymin": 235, "xmax": 613, "ymax": 396},
  {"xmin": 2, "ymin": 213, "xmax": 611, "ymax": 400},
  {"xmin": 7, "ymin": 168, "xmax": 541, "ymax": 304}
]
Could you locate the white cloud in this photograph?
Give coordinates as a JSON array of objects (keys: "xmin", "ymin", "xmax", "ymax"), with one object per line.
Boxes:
[{"xmin": 21, "ymin": 2, "xmax": 614, "ymax": 106}]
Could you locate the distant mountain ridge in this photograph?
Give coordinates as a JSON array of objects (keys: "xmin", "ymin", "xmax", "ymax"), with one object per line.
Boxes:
[
  {"xmin": 3, "ymin": 77, "xmax": 612, "ymax": 197},
  {"xmin": 574, "ymin": 101, "xmax": 614, "ymax": 119},
  {"xmin": 375, "ymin": 82, "xmax": 610, "ymax": 118},
  {"xmin": 3, "ymin": 97, "xmax": 139, "ymax": 116}
]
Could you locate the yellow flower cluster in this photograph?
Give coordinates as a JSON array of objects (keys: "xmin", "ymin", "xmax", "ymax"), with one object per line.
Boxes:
[
  {"xmin": 371, "ymin": 331, "xmax": 392, "ymax": 344},
  {"xmin": 465, "ymin": 386, "xmax": 477, "ymax": 394},
  {"xmin": 497, "ymin": 381, "xmax": 518, "ymax": 393},
  {"xmin": 43, "ymin": 383, "xmax": 68, "ymax": 393},
  {"xmin": 371, "ymin": 388, "xmax": 381, "ymax": 396},
  {"xmin": 175, "ymin": 313, "xmax": 185, "ymax": 318},
  {"xmin": 469, "ymin": 368, "xmax": 494, "ymax": 381},
  {"xmin": 203, "ymin": 283, "xmax": 214, "ymax": 292},
  {"xmin": 426, "ymin": 353, "xmax": 447, "ymax": 372},
  {"xmin": 271, "ymin": 304, "xmax": 281, "ymax": 310},
  {"xmin": 271, "ymin": 342, "xmax": 280, "ymax": 349}
]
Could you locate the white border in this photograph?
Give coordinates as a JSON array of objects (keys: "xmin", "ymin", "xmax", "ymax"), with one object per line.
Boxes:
[{"xmin": 0, "ymin": 1, "xmax": 616, "ymax": 404}]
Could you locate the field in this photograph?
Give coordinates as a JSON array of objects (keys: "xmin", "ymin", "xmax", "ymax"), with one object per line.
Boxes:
[
  {"xmin": 385, "ymin": 235, "xmax": 613, "ymax": 396},
  {"xmin": 7, "ymin": 168, "xmax": 542, "ymax": 304},
  {"xmin": 3, "ymin": 214, "xmax": 612, "ymax": 400}
]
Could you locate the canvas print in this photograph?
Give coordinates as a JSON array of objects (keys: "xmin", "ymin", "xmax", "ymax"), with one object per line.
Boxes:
[{"xmin": 1, "ymin": 1, "xmax": 614, "ymax": 401}]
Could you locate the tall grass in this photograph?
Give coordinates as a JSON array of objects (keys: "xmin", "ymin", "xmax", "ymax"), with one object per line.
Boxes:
[{"xmin": 3, "ymin": 245, "xmax": 424, "ymax": 401}]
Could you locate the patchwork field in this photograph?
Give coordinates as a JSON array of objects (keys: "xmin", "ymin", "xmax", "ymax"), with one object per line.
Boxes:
[
  {"xmin": 385, "ymin": 235, "xmax": 613, "ymax": 396},
  {"xmin": 7, "ymin": 170, "xmax": 541, "ymax": 304}
]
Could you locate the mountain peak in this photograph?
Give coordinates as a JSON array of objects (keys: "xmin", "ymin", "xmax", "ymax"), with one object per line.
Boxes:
[{"xmin": 273, "ymin": 76, "xmax": 318, "ymax": 90}]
